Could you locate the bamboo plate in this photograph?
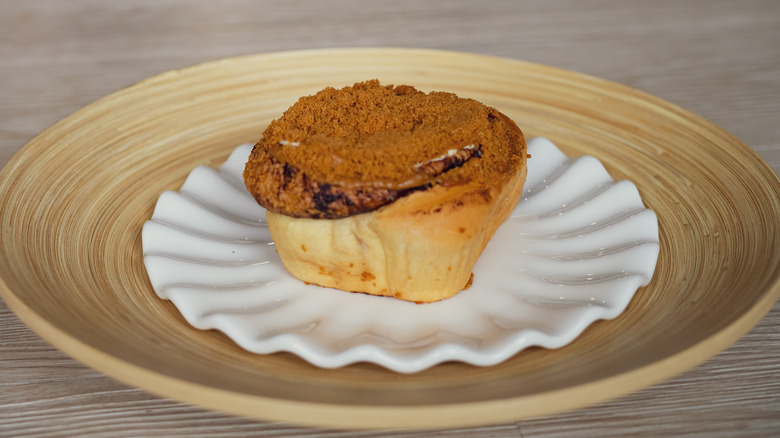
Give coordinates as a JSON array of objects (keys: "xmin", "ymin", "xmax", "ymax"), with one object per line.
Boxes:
[{"xmin": 0, "ymin": 48, "xmax": 779, "ymax": 430}]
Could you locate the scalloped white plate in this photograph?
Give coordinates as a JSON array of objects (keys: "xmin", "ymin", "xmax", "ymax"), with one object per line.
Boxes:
[{"xmin": 142, "ymin": 137, "xmax": 659, "ymax": 373}]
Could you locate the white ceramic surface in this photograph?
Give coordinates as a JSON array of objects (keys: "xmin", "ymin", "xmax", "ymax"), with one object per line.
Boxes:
[{"xmin": 142, "ymin": 138, "xmax": 659, "ymax": 373}]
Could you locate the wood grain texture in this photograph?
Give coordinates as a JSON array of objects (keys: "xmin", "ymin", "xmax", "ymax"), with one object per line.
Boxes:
[
  {"xmin": 1, "ymin": 45, "xmax": 777, "ymax": 431},
  {"xmin": 1, "ymin": 1, "xmax": 779, "ymax": 437}
]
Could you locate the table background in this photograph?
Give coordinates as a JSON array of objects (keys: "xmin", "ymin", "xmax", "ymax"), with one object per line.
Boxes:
[{"xmin": 1, "ymin": 1, "xmax": 778, "ymax": 436}]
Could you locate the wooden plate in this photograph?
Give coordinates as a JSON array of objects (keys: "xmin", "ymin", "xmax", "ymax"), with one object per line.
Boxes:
[{"xmin": 1, "ymin": 48, "xmax": 778, "ymax": 430}]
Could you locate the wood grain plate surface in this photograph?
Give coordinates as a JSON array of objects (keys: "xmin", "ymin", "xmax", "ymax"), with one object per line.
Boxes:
[{"xmin": 0, "ymin": 48, "xmax": 778, "ymax": 429}]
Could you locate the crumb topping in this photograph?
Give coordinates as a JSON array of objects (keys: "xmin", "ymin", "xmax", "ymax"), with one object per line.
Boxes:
[{"xmin": 244, "ymin": 80, "xmax": 525, "ymax": 218}]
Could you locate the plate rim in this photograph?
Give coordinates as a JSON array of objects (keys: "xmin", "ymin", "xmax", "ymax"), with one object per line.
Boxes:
[{"xmin": 1, "ymin": 47, "xmax": 779, "ymax": 429}]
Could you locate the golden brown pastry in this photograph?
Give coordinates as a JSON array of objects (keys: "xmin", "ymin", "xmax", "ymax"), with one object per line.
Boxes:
[{"xmin": 244, "ymin": 80, "xmax": 527, "ymax": 302}]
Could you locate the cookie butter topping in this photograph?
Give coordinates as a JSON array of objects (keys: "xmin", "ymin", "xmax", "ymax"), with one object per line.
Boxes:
[{"xmin": 243, "ymin": 80, "xmax": 525, "ymax": 219}]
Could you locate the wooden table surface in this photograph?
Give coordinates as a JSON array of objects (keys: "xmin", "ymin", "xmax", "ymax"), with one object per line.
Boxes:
[{"xmin": 1, "ymin": 1, "xmax": 779, "ymax": 436}]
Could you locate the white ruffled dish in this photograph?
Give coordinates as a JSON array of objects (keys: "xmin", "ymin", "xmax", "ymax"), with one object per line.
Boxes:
[{"xmin": 142, "ymin": 138, "xmax": 659, "ymax": 373}]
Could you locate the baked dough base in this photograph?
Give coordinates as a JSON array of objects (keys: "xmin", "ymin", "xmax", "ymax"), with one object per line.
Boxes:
[{"xmin": 267, "ymin": 164, "xmax": 527, "ymax": 303}]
